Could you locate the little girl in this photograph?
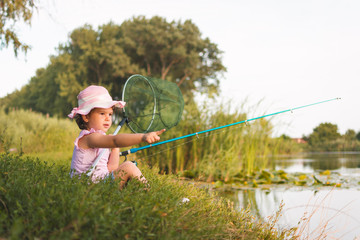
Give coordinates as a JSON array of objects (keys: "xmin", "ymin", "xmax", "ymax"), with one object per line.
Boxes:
[{"xmin": 68, "ymin": 85, "xmax": 165, "ymax": 188}]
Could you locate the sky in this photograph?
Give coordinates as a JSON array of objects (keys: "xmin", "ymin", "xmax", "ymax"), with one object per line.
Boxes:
[{"xmin": 0, "ymin": 0, "xmax": 359, "ymax": 137}]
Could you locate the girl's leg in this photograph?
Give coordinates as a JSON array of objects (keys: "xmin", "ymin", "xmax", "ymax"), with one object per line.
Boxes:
[{"xmin": 113, "ymin": 161, "xmax": 147, "ymax": 189}]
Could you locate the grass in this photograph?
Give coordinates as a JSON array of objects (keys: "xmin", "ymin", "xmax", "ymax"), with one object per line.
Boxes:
[
  {"xmin": 1, "ymin": 103, "xmax": 302, "ymax": 183},
  {"xmin": 131, "ymin": 100, "xmax": 302, "ymax": 181},
  {"xmin": 0, "ymin": 108, "xmax": 78, "ymax": 155},
  {"xmin": 0, "ymin": 153, "xmax": 294, "ymax": 239}
]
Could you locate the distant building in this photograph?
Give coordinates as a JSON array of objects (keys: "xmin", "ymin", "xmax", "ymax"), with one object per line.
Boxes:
[{"xmin": 292, "ymin": 138, "xmax": 307, "ymax": 144}]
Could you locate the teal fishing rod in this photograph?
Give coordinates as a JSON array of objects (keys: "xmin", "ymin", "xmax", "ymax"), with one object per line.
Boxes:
[{"xmin": 120, "ymin": 97, "xmax": 340, "ymax": 157}]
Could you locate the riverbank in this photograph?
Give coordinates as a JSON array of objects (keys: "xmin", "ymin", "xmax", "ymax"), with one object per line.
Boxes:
[{"xmin": 0, "ymin": 153, "xmax": 296, "ymax": 239}]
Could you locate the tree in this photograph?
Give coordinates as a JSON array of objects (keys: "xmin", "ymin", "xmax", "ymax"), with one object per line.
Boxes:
[
  {"xmin": 356, "ymin": 131, "xmax": 360, "ymax": 141},
  {"xmin": 0, "ymin": 0, "xmax": 37, "ymax": 56},
  {"xmin": 344, "ymin": 129, "xmax": 356, "ymax": 141},
  {"xmin": 307, "ymin": 122, "xmax": 341, "ymax": 146},
  {"xmin": 118, "ymin": 16, "xmax": 226, "ymax": 98},
  {"xmin": 279, "ymin": 134, "xmax": 291, "ymax": 140},
  {"xmin": 1, "ymin": 17, "xmax": 226, "ymax": 116}
]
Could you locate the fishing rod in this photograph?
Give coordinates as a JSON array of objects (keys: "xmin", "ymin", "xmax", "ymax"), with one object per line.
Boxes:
[{"xmin": 120, "ymin": 97, "xmax": 340, "ymax": 157}]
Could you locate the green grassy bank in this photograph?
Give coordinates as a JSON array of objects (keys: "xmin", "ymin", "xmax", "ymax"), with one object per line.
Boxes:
[{"xmin": 0, "ymin": 153, "xmax": 294, "ymax": 239}]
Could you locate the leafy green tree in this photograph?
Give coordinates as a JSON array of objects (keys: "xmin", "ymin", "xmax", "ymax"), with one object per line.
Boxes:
[
  {"xmin": 356, "ymin": 131, "xmax": 360, "ymax": 141},
  {"xmin": 0, "ymin": 0, "xmax": 37, "ymax": 56},
  {"xmin": 2, "ymin": 55, "xmax": 73, "ymax": 116},
  {"xmin": 119, "ymin": 16, "xmax": 226, "ymax": 98},
  {"xmin": 1, "ymin": 17, "xmax": 226, "ymax": 116},
  {"xmin": 279, "ymin": 134, "xmax": 291, "ymax": 140},
  {"xmin": 54, "ymin": 24, "xmax": 140, "ymax": 110},
  {"xmin": 344, "ymin": 129, "xmax": 356, "ymax": 141},
  {"xmin": 307, "ymin": 122, "xmax": 341, "ymax": 147}
]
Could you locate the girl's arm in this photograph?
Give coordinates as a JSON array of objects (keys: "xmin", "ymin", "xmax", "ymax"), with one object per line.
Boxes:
[
  {"xmin": 107, "ymin": 148, "xmax": 120, "ymax": 172},
  {"xmin": 78, "ymin": 129, "xmax": 166, "ymax": 149}
]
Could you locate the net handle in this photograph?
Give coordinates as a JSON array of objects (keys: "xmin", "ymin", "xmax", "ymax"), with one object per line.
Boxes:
[{"xmin": 122, "ymin": 74, "xmax": 157, "ymax": 133}]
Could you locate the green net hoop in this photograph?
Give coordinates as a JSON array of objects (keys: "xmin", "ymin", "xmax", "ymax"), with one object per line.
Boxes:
[{"xmin": 121, "ymin": 75, "xmax": 184, "ymax": 133}]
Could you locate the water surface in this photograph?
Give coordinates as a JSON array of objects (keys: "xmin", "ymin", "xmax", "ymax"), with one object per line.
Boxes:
[{"xmin": 221, "ymin": 153, "xmax": 360, "ymax": 239}]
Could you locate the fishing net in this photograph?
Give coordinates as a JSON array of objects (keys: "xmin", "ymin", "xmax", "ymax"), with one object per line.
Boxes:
[{"xmin": 120, "ymin": 74, "xmax": 184, "ymax": 133}]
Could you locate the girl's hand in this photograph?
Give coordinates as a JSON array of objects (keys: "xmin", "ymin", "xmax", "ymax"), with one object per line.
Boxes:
[{"xmin": 142, "ymin": 129, "xmax": 166, "ymax": 143}]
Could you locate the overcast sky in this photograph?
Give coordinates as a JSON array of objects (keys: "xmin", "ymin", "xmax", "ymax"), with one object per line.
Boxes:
[{"xmin": 0, "ymin": 0, "xmax": 359, "ymax": 137}]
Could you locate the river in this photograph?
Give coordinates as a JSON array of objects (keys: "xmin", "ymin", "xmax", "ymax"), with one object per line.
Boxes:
[{"xmin": 219, "ymin": 152, "xmax": 360, "ymax": 239}]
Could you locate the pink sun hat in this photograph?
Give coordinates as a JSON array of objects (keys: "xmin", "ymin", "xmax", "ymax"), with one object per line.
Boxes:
[{"xmin": 68, "ymin": 85, "xmax": 126, "ymax": 118}]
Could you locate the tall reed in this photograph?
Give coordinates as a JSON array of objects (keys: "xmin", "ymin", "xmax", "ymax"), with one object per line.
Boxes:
[
  {"xmin": 0, "ymin": 108, "xmax": 78, "ymax": 158},
  {"xmin": 133, "ymin": 99, "xmax": 298, "ymax": 181}
]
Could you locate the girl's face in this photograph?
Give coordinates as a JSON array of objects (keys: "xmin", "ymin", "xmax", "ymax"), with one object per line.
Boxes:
[{"xmin": 82, "ymin": 107, "xmax": 113, "ymax": 132}]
